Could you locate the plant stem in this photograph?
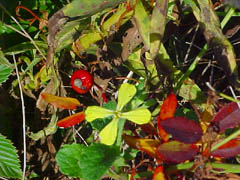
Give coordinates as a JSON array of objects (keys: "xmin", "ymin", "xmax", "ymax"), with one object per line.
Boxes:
[
  {"xmin": 166, "ymin": 161, "xmax": 240, "ymax": 173},
  {"xmin": 211, "ymin": 128, "xmax": 240, "ymax": 152}
]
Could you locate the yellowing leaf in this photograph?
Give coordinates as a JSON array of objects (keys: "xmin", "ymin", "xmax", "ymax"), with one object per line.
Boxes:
[
  {"xmin": 153, "ymin": 166, "xmax": 166, "ymax": 180},
  {"xmin": 121, "ymin": 108, "xmax": 151, "ymax": 124},
  {"xmin": 117, "ymin": 83, "xmax": 136, "ymax": 111},
  {"xmin": 57, "ymin": 112, "xmax": 85, "ymax": 128},
  {"xmin": 41, "ymin": 93, "xmax": 80, "ymax": 109},
  {"xmin": 123, "ymin": 134, "xmax": 160, "ymax": 159},
  {"xmin": 99, "ymin": 118, "xmax": 118, "ymax": 145},
  {"xmin": 85, "ymin": 106, "xmax": 114, "ymax": 122}
]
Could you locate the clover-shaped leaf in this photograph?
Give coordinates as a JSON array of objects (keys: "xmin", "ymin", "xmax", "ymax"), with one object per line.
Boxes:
[
  {"xmin": 117, "ymin": 83, "xmax": 136, "ymax": 111},
  {"xmin": 121, "ymin": 108, "xmax": 151, "ymax": 124},
  {"xmin": 99, "ymin": 117, "xmax": 118, "ymax": 145},
  {"xmin": 85, "ymin": 83, "xmax": 151, "ymax": 146},
  {"xmin": 85, "ymin": 106, "xmax": 114, "ymax": 122}
]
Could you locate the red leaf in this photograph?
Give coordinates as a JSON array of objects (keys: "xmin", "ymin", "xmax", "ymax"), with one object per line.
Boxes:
[
  {"xmin": 160, "ymin": 117, "xmax": 203, "ymax": 144},
  {"xmin": 41, "ymin": 93, "xmax": 81, "ymax": 110},
  {"xmin": 57, "ymin": 112, "xmax": 85, "ymax": 128},
  {"xmin": 211, "ymin": 102, "xmax": 240, "ymax": 132},
  {"xmin": 211, "ymin": 139, "xmax": 240, "ymax": 158},
  {"xmin": 139, "ymin": 122, "xmax": 158, "ymax": 136},
  {"xmin": 122, "ymin": 134, "xmax": 161, "ymax": 159},
  {"xmin": 157, "ymin": 141, "xmax": 199, "ymax": 164},
  {"xmin": 159, "ymin": 92, "xmax": 177, "ymax": 120},
  {"xmin": 157, "ymin": 122, "xmax": 169, "ymax": 142},
  {"xmin": 153, "ymin": 166, "xmax": 166, "ymax": 180},
  {"xmin": 157, "ymin": 92, "xmax": 177, "ymax": 142}
]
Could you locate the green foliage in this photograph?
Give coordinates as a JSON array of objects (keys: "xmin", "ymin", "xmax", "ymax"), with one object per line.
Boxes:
[
  {"xmin": 79, "ymin": 143, "xmax": 119, "ymax": 180},
  {"xmin": 2, "ymin": 0, "xmax": 240, "ymax": 179},
  {"xmin": 85, "ymin": 83, "xmax": 151, "ymax": 145},
  {"xmin": 56, "ymin": 143, "xmax": 119, "ymax": 180},
  {"xmin": 0, "ymin": 134, "xmax": 22, "ymax": 179},
  {"xmin": 56, "ymin": 144, "xmax": 84, "ymax": 177},
  {"xmin": 0, "ymin": 64, "xmax": 13, "ymax": 85}
]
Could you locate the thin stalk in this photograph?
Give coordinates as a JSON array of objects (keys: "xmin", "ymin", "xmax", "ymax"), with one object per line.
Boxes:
[
  {"xmin": 167, "ymin": 161, "xmax": 240, "ymax": 173},
  {"xmin": 13, "ymin": 54, "xmax": 26, "ymax": 180},
  {"xmin": 211, "ymin": 129, "xmax": 240, "ymax": 152}
]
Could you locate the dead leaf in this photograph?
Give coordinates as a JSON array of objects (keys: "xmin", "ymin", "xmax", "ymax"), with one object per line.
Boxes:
[
  {"xmin": 121, "ymin": 26, "xmax": 142, "ymax": 61},
  {"xmin": 41, "ymin": 93, "xmax": 81, "ymax": 110}
]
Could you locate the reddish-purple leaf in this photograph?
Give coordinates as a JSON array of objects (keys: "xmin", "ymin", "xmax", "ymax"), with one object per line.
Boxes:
[
  {"xmin": 211, "ymin": 139, "xmax": 240, "ymax": 158},
  {"xmin": 160, "ymin": 117, "xmax": 203, "ymax": 144},
  {"xmin": 211, "ymin": 102, "xmax": 240, "ymax": 133},
  {"xmin": 157, "ymin": 141, "xmax": 198, "ymax": 163},
  {"xmin": 157, "ymin": 92, "xmax": 177, "ymax": 142}
]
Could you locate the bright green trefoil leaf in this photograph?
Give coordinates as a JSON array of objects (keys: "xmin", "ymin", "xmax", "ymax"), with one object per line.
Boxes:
[
  {"xmin": 117, "ymin": 83, "xmax": 136, "ymax": 111},
  {"xmin": 85, "ymin": 106, "xmax": 114, "ymax": 122},
  {"xmin": 121, "ymin": 108, "xmax": 151, "ymax": 124},
  {"xmin": 99, "ymin": 117, "xmax": 118, "ymax": 146}
]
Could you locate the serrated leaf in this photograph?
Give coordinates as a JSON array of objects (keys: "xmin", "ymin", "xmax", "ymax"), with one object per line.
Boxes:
[
  {"xmin": 56, "ymin": 144, "xmax": 85, "ymax": 178},
  {"xmin": 79, "ymin": 143, "xmax": 119, "ymax": 180},
  {"xmin": 99, "ymin": 118, "xmax": 118, "ymax": 146},
  {"xmin": 41, "ymin": 93, "xmax": 81, "ymax": 110},
  {"xmin": 0, "ymin": 134, "xmax": 22, "ymax": 179},
  {"xmin": 121, "ymin": 108, "xmax": 151, "ymax": 125},
  {"xmin": 157, "ymin": 141, "xmax": 198, "ymax": 163},
  {"xmin": 0, "ymin": 64, "xmax": 13, "ymax": 85},
  {"xmin": 0, "ymin": 50, "xmax": 14, "ymax": 69},
  {"xmin": 160, "ymin": 117, "xmax": 203, "ymax": 144},
  {"xmin": 85, "ymin": 106, "xmax": 114, "ymax": 122},
  {"xmin": 57, "ymin": 112, "xmax": 85, "ymax": 128},
  {"xmin": 117, "ymin": 83, "xmax": 136, "ymax": 111}
]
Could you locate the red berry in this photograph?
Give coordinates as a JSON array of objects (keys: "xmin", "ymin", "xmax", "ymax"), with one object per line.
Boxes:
[{"xmin": 70, "ymin": 70, "xmax": 93, "ymax": 94}]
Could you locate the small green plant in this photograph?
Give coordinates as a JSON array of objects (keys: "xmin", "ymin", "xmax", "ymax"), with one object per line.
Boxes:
[
  {"xmin": 56, "ymin": 83, "xmax": 152, "ymax": 180},
  {"xmin": 85, "ymin": 83, "xmax": 151, "ymax": 145}
]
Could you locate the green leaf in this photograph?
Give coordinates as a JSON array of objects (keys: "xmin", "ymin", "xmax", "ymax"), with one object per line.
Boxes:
[
  {"xmin": 150, "ymin": 0, "xmax": 168, "ymax": 59},
  {"xmin": 134, "ymin": 0, "xmax": 150, "ymax": 50},
  {"xmin": 0, "ymin": 50, "xmax": 14, "ymax": 69},
  {"xmin": 0, "ymin": 134, "xmax": 22, "ymax": 179},
  {"xmin": 56, "ymin": 144, "xmax": 85, "ymax": 178},
  {"xmin": 85, "ymin": 106, "xmax": 114, "ymax": 122},
  {"xmin": 90, "ymin": 116, "xmax": 113, "ymax": 131},
  {"xmin": 0, "ymin": 64, "xmax": 13, "ymax": 85},
  {"xmin": 99, "ymin": 117, "xmax": 118, "ymax": 146},
  {"xmin": 4, "ymin": 41, "xmax": 48, "ymax": 55},
  {"xmin": 117, "ymin": 83, "xmax": 136, "ymax": 111},
  {"xmin": 79, "ymin": 143, "xmax": 119, "ymax": 180},
  {"xmin": 103, "ymin": 101, "xmax": 117, "ymax": 111},
  {"xmin": 121, "ymin": 108, "xmax": 151, "ymax": 125}
]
